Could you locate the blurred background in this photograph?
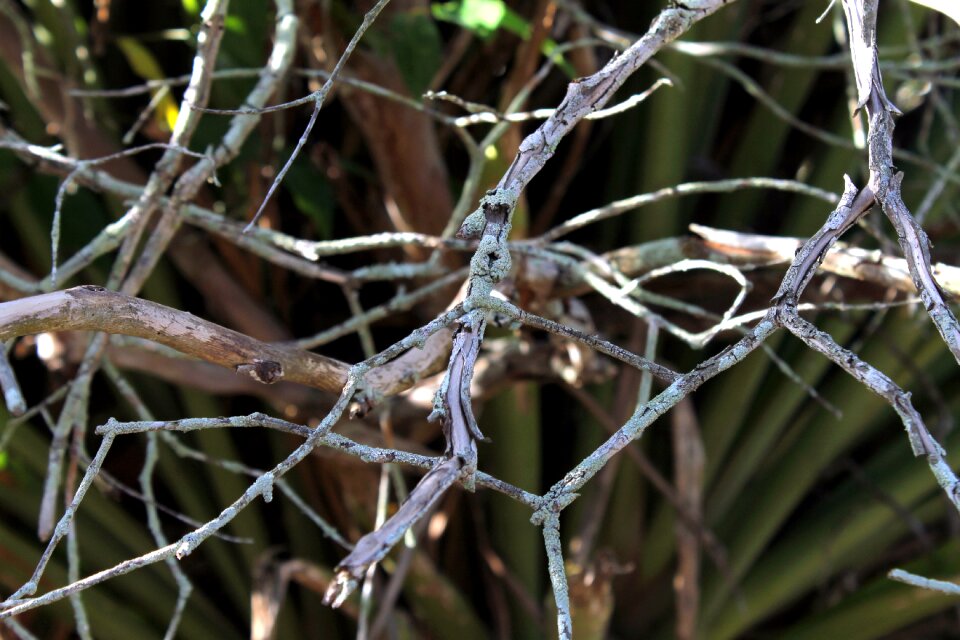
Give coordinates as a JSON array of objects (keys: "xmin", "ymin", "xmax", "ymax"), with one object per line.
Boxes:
[{"xmin": 1, "ymin": 1, "xmax": 960, "ymax": 638}]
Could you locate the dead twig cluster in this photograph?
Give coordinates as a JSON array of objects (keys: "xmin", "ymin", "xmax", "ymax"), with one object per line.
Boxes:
[{"xmin": 1, "ymin": 1, "xmax": 959, "ymax": 638}]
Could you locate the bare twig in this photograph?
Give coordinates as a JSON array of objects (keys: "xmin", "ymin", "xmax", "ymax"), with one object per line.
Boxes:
[
  {"xmin": 237, "ymin": 0, "xmax": 391, "ymax": 231},
  {"xmin": 6, "ymin": 1, "xmax": 959, "ymax": 635},
  {"xmin": 0, "ymin": 343, "xmax": 25, "ymax": 416},
  {"xmin": 888, "ymin": 569, "xmax": 960, "ymax": 595},
  {"xmin": 543, "ymin": 515, "xmax": 572, "ymax": 640},
  {"xmin": 541, "ymin": 178, "xmax": 839, "ymax": 242}
]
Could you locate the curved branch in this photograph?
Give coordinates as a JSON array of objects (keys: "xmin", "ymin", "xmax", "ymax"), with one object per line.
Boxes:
[
  {"xmin": 0, "ymin": 286, "xmax": 459, "ymax": 401},
  {"xmin": 0, "ymin": 286, "xmax": 349, "ymax": 392}
]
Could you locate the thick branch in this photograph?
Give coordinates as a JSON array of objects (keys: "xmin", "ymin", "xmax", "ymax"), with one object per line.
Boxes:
[
  {"xmin": 0, "ymin": 286, "xmax": 462, "ymax": 400},
  {"xmin": 841, "ymin": 0, "xmax": 960, "ymax": 365},
  {"xmin": 0, "ymin": 286, "xmax": 348, "ymax": 391},
  {"xmin": 686, "ymin": 225, "xmax": 960, "ymax": 297}
]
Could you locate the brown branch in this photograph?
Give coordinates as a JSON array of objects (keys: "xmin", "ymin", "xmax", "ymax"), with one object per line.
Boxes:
[
  {"xmin": 671, "ymin": 398, "xmax": 704, "ymax": 640},
  {"xmin": 0, "ymin": 286, "xmax": 347, "ymax": 392},
  {"xmin": 322, "ymin": 457, "xmax": 462, "ymax": 607},
  {"xmin": 0, "ymin": 286, "xmax": 474, "ymax": 402},
  {"xmin": 840, "ymin": 0, "xmax": 960, "ymax": 364},
  {"xmin": 688, "ymin": 224, "xmax": 960, "ymax": 297}
]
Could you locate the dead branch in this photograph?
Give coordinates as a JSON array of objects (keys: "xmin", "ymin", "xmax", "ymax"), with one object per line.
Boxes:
[{"xmin": 0, "ymin": 286, "xmax": 349, "ymax": 391}]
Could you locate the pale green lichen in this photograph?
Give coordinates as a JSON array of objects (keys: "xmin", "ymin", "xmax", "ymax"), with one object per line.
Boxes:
[
  {"xmin": 458, "ymin": 208, "xmax": 486, "ymax": 239},
  {"xmin": 256, "ymin": 472, "xmax": 275, "ymax": 503},
  {"xmin": 354, "ymin": 382, "xmax": 383, "ymax": 410},
  {"xmin": 176, "ymin": 533, "xmax": 199, "ymax": 559},
  {"xmin": 469, "ymin": 233, "xmax": 513, "ymax": 285},
  {"xmin": 348, "ymin": 362, "xmax": 370, "ymax": 382},
  {"xmin": 429, "ymin": 369, "xmax": 452, "ymax": 422},
  {"xmin": 459, "ymin": 186, "xmax": 520, "ymax": 240},
  {"xmin": 482, "ymin": 185, "xmax": 521, "ymax": 208}
]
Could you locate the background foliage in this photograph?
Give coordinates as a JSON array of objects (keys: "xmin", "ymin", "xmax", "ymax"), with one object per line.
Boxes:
[{"xmin": 1, "ymin": 0, "xmax": 960, "ymax": 638}]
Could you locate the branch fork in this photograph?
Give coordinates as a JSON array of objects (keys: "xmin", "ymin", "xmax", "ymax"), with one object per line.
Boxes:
[{"xmin": 324, "ymin": 188, "xmax": 519, "ymax": 605}]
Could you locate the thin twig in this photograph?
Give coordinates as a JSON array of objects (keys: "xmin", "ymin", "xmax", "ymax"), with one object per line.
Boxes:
[
  {"xmin": 542, "ymin": 515, "xmax": 572, "ymax": 640},
  {"xmin": 239, "ymin": 0, "xmax": 392, "ymax": 231},
  {"xmin": 0, "ymin": 343, "xmax": 25, "ymax": 416},
  {"xmin": 888, "ymin": 569, "xmax": 960, "ymax": 595}
]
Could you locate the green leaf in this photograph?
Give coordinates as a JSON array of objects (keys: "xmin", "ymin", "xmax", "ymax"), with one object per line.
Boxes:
[
  {"xmin": 387, "ymin": 13, "xmax": 443, "ymax": 97},
  {"xmin": 781, "ymin": 537, "xmax": 960, "ymax": 640},
  {"xmin": 431, "ymin": 0, "xmax": 573, "ymax": 75},
  {"xmin": 115, "ymin": 37, "xmax": 179, "ymax": 131},
  {"xmin": 431, "ymin": 0, "xmax": 514, "ymax": 39},
  {"xmin": 224, "ymin": 15, "xmax": 246, "ymax": 35},
  {"xmin": 284, "ymin": 159, "xmax": 335, "ymax": 240},
  {"xmin": 219, "ymin": 0, "xmax": 269, "ymax": 68}
]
